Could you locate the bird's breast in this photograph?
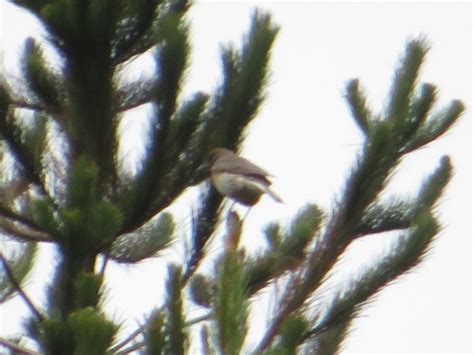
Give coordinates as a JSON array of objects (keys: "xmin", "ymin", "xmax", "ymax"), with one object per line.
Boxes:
[{"xmin": 211, "ymin": 172, "xmax": 265, "ymax": 206}]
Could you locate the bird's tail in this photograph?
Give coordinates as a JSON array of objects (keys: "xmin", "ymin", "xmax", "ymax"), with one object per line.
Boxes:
[{"xmin": 265, "ymin": 187, "xmax": 283, "ymax": 203}]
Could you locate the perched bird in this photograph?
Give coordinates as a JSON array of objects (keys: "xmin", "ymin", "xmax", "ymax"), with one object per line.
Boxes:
[{"xmin": 200, "ymin": 148, "xmax": 282, "ymax": 206}]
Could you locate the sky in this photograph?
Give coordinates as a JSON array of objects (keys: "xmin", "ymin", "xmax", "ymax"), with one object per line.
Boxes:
[{"xmin": 0, "ymin": 1, "xmax": 472, "ymax": 354}]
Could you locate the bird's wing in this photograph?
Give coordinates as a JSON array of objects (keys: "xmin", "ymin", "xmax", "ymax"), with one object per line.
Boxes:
[{"xmin": 211, "ymin": 155, "xmax": 272, "ymax": 178}]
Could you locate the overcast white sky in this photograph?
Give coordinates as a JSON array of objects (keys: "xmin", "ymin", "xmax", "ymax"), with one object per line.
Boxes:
[{"xmin": 0, "ymin": 1, "xmax": 472, "ymax": 354}]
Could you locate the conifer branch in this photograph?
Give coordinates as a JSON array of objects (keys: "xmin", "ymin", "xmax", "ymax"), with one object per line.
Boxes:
[
  {"xmin": 9, "ymin": 100, "xmax": 59, "ymax": 116},
  {"xmin": 0, "ymin": 252, "xmax": 44, "ymax": 322},
  {"xmin": 109, "ymin": 324, "xmax": 146, "ymax": 353},
  {"xmin": 344, "ymin": 79, "xmax": 372, "ymax": 134},
  {"xmin": 0, "ymin": 337, "xmax": 37, "ymax": 355},
  {"xmin": 0, "ymin": 220, "xmax": 52, "ymax": 243},
  {"xmin": 0, "ymin": 206, "xmax": 51, "ymax": 239},
  {"xmin": 115, "ymin": 78, "xmax": 159, "ymax": 112},
  {"xmin": 112, "ymin": 1, "xmax": 161, "ymax": 65},
  {"xmin": 182, "ymin": 185, "xmax": 222, "ymax": 283},
  {"xmin": 254, "ymin": 38, "xmax": 459, "ymax": 353},
  {"xmin": 0, "ymin": 117, "xmax": 57, "ymax": 210}
]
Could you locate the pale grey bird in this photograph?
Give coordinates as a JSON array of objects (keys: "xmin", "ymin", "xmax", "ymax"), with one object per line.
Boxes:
[{"xmin": 201, "ymin": 148, "xmax": 283, "ymax": 206}]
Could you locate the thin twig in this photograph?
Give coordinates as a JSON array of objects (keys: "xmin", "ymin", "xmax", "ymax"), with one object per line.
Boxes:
[
  {"xmin": 0, "ymin": 222, "xmax": 52, "ymax": 243},
  {"xmin": 0, "ymin": 252, "xmax": 44, "ymax": 322},
  {"xmin": 116, "ymin": 341, "xmax": 144, "ymax": 354},
  {"xmin": 185, "ymin": 311, "xmax": 213, "ymax": 327},
  {"xmin": 9, "ymin": 100, "xmax": 51, "ymax": 113},
  {"xmin": 109, "ymin": 323, "xmax": 146, "ymax": 353},
  {"xmin": 0, "ymin": 206, "xmax": 47, "ymax": 235},
  {"xmin": 0, "ymin": 337, "xmax": 37, "ymax": 355}
]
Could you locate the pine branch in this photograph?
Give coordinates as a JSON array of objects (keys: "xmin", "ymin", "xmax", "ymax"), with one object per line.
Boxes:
[
  {"xmin": 22, "ymin": 38, "xmax": 63, "ymax": 110},
  {"xmin": 387, "ymin": 38, "xmax": 429, "ymax": 125},
  {"xmin": 119, "ymin": 6, "xmax": 190, "ymax": 231},
  {"xmin": 113, "ymin": 0, "xmax": 191, "ymax": 66},
  {"xmin": 115, "ymin": 78, "xmax": 159, "ymax": 112},
  {"xmin": 303, "ymin": 320, "xmax": 352, "ymax": 355},
  {"xmin": 262, "ymin": 314, "xmax": 310, "ymax": 354},
  {"xmin": 0, "ymin": 337, "xmax": 37, "ymax": 355},
  {"xmin": 254, "ymin": 38, "xmax": 458, "ymax": 353},
  {"xmin": 255, "ymin": 124, "xmax": 401, "ymax": 349},
  {"xmin": 0, "ymin": 243, "xmax": 37, "ymax": 303},
  {"xmin": 214, "ymin": 243, "xmax": 248, "ymax": 355},
  {"xmin": 109, "ymin": 323, "xmax": 146, "ymax": 353},
  {"xmin": 9, "ymin": 100, "xmax": 60, "ymax": 116},
  {"xmin": 246, "ymin": 204, "xmax": 323, "ymax": 295},
  {"xmin": 108, "ymin": 212, "xmax": 174, "ymax": 263},
  {"xmin": 0, "ymin": 206, "xmax": 52, "ymax": 239},
  {"xmin": 344, "ymin": 79, "xmax": 372, "ymax": 134},
  {"xmin": 304, "ymin": 211, "xmax": 440, "ymax": 353},
  {"xmin": 0, "ymin": 252, "xmax": 44, "ymax": 321},
  {"xmin": 352, "ymin": 199, "xmax": 414, "ymax": 238},
  {"xmin": 0, "ymin": 116, "xmax": 53, "ymax": 205},
  {"xmin": 112, "ymin": 0, "xmax": 162, "ymax": 65},
  {"xmin": 200, "ymin": 11, "xmax": 279, "ymax": 152},
  {"xmin": 0, "ymin": 220, "xmax": 52, "ymax": 243},
  {"xmin": 182, "ymin": 184, "xmax": 222, "ymax": 283},
  {"xmin": 401, "ymin": 99, "xmax": 464, "ymax": 154},
  {"xmin": 165, "ymin": 266, "xmax": 187, "ymax": 355}
]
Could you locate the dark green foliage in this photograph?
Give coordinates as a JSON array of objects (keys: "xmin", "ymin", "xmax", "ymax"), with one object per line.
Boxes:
[
  {"xmin": 31, "ymin": 198, "xmax": 60, "ymax": 236},
  {"xmin": 57, "ymin": 157, "xmax": 123, "ymax": 250},
  {"xmin": 183, "ymin": 184, "xmax": 222, "ymax": 282},
  {"xmin": 308, "ymin": 211, "xmax": 440, "ymax": 346},
  {"xmin": 143, "ymin": 310, "xmax": 167, "ymax": 354},
  {"xmin": 405, "ymin": 83, "xmax": 437, "ymax": 137},
  {"xmin": 85, "ymin": 0, "xmax": 121, "ymax": 43},
  {"xmin": 416, "ymin": 155, "xmax": 452, "ymax": 207},
  {"xmin": 214, "ymin": 250, "xmax": 248, "ymax": 355},
  {"xmin": 353, "ymin": 156, "xmax": 452, "ymax": 238},
  {"xmin": 253, "ymin": 38, "xmax": 463, "ymax": 353},
  {"xmin": 289, "ymin": 204, "xmax": 324, "ymax": 243},
  {"xmin": 201, "ymin": 11, "xmax": 279, "ymax": 151},
  {"xmin": 402, "ymin": 99, "xmax": 464, "ymax": 153},
  {"xmin": 22, "ymin": 38, "xmax": 63, "ymax": 108},
  {"xmin": 39, "ymin": 318, "xmax": 74, "ymax": 355},
  {"xmin": 0, "ymin": 1, "xmax": 463, "ymax": 354},
  {"xmin": 66, "ymin": 157, "xmax": 99, "ymax": 209},
  {"xmin": 68, "ymin": 307, "xmax": 118, "ymax": 355},
  {"xmin": 246, "ymin": 204, "xmax": 324, "ymax": 294},
  {"xmin": 344, "ymin": 79, "xmax": 372, "ymax": 134},
  {"xmin": 74, "ymin": 273, "xmax": 102, "ymax": 309},
  {"xmin": 342, "ymin": 121, "xmax": 399, "ymax": 230},
  {"xmin": 387, "ymin": 39, "xmax": 429, "ymax": 127},
  {"xmin": 161, "ymin": 92, "xmax": 209, "ymax": 193},
  {"xmin": 265, "ymin": 314, "xmax": 309, "ymax": 355},
  {"xmin": 165, "ymin": 265, "xmax": 187, "ymax": 355},
  {"xmin": 120, "ymin": 0, "xmax": 191, "ymax": 229},
  {"xmin": 305, "ymin": 320, "xmax": 351, "ymax": 355},
  {"xmin": 113, "ymin": 0, "xmax": 161, "ymax": 63}
]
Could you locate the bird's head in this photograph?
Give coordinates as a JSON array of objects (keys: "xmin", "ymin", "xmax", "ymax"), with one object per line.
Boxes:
[
  {"xmin": 208, "ymin": 148, "xmax": 233, "ymax": 164},
  {"xmin": 190, "ymin": 148, "xmax": 233, "ymax": 185},
  {"xmin": 190, "ymin": 148, "xmax": 235, "ymax": 185}
]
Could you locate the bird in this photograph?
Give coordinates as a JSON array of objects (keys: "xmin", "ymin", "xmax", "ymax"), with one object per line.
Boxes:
[{"xmin": 200, "ymin": 148, "xmax": 283, "ymax": 207}]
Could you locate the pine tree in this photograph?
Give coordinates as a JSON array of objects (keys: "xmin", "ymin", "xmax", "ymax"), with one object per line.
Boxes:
[{"xmin": 0, "ymin": 1, "xmax": 464, "ymax": 354}]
